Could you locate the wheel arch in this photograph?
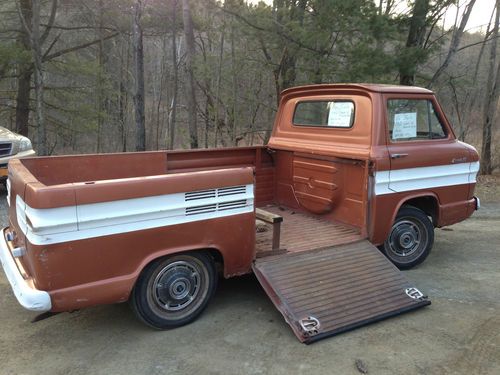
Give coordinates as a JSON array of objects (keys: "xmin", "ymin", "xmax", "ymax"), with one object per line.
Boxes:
[{"xmin": 398, "ymin": 194, "xmax": 440, "ymax": 226}]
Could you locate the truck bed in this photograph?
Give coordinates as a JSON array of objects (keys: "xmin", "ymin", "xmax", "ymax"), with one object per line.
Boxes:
[{"xmin": 256, "ymin": 205, "xmax": 362, "ymax": 255}]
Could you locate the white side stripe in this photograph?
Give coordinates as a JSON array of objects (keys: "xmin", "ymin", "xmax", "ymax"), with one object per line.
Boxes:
[
  {"xmin": 17, "ymin": 184, "xmax": 254, "ymax": 246},
  {"xmin": 375, "ymin": 161, "xmax": 479, "ymax": 195}
]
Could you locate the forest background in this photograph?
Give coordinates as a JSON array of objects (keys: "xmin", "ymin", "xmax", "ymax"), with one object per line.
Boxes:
[{"xmin": 1, "ymin": 0, "xmax": 499, "ymax": 174}]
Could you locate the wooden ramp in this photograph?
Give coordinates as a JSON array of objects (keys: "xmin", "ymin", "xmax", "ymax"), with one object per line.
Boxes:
[{"xmin": 253, "ymin": 240, "xmax": 430, "ymax": 343}]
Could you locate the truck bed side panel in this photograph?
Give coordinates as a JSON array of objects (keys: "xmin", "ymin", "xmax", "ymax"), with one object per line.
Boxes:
[
  {"xmin": 12, "ymin": 167, "xmax": 256, "ymax": 311},
  {"xmin": 33, "ymin": 214, "xmax": 255, "ymax": 311}
]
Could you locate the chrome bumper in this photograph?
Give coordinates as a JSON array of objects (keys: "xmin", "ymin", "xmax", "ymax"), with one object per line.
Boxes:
[
  {"xmin": 474, "ymin": 196, "xmax": 480, "ymax": 210},
  {"xmin": 0, "ymin": 228, "xmax": 51, "ymax": 312}
]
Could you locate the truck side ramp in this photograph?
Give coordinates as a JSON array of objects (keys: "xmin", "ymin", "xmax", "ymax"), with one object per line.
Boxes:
[{"xmin": 253, "ymin": 240, "xmax": 430, "ymax": 343}]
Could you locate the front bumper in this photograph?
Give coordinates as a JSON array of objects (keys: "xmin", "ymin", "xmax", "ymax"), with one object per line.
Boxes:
[
  {"xmin": 0, "ymin": 228, "xmax": 51, "ymax": 312},
  {"xmin": 0, "ymin": 149, "xmax": 36, "ymax": 165}
]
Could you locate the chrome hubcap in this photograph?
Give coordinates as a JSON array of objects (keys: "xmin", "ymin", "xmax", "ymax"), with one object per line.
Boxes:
[
  {"xmin": 153, "ymin": 261, "xmax": 200, "ymax": 312},
  {"xmin": 387, "ymin": 218, "xmax": 427, "ymax": 260}
]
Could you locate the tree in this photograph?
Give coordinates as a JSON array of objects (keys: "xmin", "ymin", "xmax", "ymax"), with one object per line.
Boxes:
[
  {"xmin": 428, "ymin": 0, "xmax": 476, "ymax": 87},
  {"xmin": 182, "ymin": 0, "xmax": 198, "ymax": 148},
  {"xmin": 17, "ymin": 0, "xmax": 56, "ymax": 155},
  {"xmin": 132, "ymin": 0, "xmax": 145, "ymax": 151},
  {"xmin": 480, "ymin": 0, "xmax": 500, "ymax": 175},
  {"xmin": 168, "ymin": 0, "xmax": 179, "ymax": 150},
  {"xmin": 15, "ymin": 0, "xmax": 32, "ymax": 137},
  {"xmin": 0, "ymin": 0, "xmax": 496, "ymax": 169},
  {"xmin": 31, "ymin": 0, "xmax": 46, "ymax": 155},
  {"xmin": 399, "ymin": 0, "xmax": 430, "ymax": 85}
]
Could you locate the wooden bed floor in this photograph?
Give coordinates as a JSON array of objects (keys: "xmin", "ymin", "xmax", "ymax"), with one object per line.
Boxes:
[{"xmin": 255, "ymin": 205, "xmax": 363, "ymax": 255}]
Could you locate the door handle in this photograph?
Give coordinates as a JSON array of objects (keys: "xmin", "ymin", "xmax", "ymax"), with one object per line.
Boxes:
[{"xmin": 390, "ymin": 153, "xmax": 408, "ymax": 159}]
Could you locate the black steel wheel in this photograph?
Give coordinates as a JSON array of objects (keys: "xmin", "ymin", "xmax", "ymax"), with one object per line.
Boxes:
[
  {"xmin": 380, "ymin": 206, "xmax": 434, "ymax": 269},
  {"xmin": 130, "ymin": 252, "xmax": 217, "ymax": 329}
]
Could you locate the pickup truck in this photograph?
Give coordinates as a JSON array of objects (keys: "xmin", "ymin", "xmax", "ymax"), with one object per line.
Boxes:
[
  {"xmin": 0, "ymin": 126, "xmax": 36, "ymax": 182},
  {"xmin": 0, "ymin": 84, "xmax": 479, "ymax": 343}
]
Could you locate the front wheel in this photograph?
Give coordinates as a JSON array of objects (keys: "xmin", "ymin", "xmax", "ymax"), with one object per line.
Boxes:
[
  {"xmin": 380, "ymin": 206, "xmax": 434, "ymax": 270},
  {"xmin": 130, "ymin": 252, "xmax": 217, "ymax": 329}
]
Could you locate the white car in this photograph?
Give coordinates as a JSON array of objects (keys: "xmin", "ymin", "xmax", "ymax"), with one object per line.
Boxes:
[{"xmin": 0, "ymin": 127, "xmax": 36, "ymax": 181}]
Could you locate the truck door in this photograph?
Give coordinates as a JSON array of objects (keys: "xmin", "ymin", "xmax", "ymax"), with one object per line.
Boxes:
[{"xmin": 384, "ymin": 95, "xmax": 471, "ymax": 200}]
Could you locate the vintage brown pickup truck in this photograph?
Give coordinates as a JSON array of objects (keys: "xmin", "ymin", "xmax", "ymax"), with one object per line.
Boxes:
[{"xmin": 0, "ymin": 84, "xmax": 479, "ymax": 343}]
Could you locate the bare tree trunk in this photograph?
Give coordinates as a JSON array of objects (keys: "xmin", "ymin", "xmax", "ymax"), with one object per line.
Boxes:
[
  {"xmin": 132, "ymin": 0, "xmax": 145, "ymax": 152},
  {"xmin": 15, "ymin": 0, "xmax": 32, "ymax": 137},
  {"xmin": 119, "ymin": 79, "xmax": 127, "ymax": 152},
  {"xmin": 155, "ymin": 55, "xmax": 166, "ymax": 150},
  {"xmin": 182, "ymin": 0, "xmax": 198, "ymax": 148},
  {"xmin": 168, "ymin": 0, "xmax": 179, "ymax": 150},
  {"xmin": 230, "ymin": 20, "xmax": 237, "ymax": 145},
  {"xmin": 400, "ymin": 0, "xmax": 429, "ymax": 85},
  {"xmin": 204, "ymin": 98, "xmax": 209, "ymax": 148},
  {"xmin": 15, "ymin": 0, "xmax": 57, "ymax": 141},
  {"xmin": 15, "ymin": 70, "xmax": 31, "ymax": 137},
  {"xmin": 480, "ymin": 0, "xmax": 500, "ymax": 175},
  {"xmin": 32, "ymin": 0, "xmax": 46, "ymax": 155},
  {"xmin": 214, "ymin": 14, "xmax": 225, "ymax": 148},
  {"xmin": 118, "ymin": 34, "xmax": 129, "ymax": 152},
  {"xmin": 448, "ymin": 78, "xmax": 464, "ymax": 139},
  {"xmin": 96, "ymin": 0, "xmax": 105, "ymax": 153},
  {"xmin": 463, "ymin": 12, "xmax": 495, "ymax": 142},
  {"xmin": 428, "ymin": 0, "xmax": 476, "ymax": 87}
]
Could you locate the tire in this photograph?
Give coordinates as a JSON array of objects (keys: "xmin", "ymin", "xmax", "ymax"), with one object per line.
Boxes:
[
  {"xmin": 380, "ymin": 206, "xmax": 434, "ymax": 270},
  {"xmin": 130, "ymin": 252, "xmax": 217, "ymax": 329}
]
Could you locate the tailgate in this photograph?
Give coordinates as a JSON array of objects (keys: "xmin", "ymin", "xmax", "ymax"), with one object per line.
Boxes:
[{"xmin": 253, "ymin": 240, "xmax": 430, "ymax": 343}]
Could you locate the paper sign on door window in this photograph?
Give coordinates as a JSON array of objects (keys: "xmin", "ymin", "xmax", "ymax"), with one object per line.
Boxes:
[
  {"xmin": 328, "ymin": 102, "xmax": 353, "ymax": 127},
  {"xmin": 393, "ymin": 112, "xmax": 417, "ymax": 139}
]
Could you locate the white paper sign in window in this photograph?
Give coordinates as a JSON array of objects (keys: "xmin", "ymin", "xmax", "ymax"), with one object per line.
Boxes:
[
  {"xmin": 393, "ymin": 112, "xmax": 417, "ymax": 139},
  {"xmin": 327, "ymin": 102, "xmax": 353, "ymax": 127}
]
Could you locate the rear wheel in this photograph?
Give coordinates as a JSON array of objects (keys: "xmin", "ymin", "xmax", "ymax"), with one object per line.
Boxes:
[
  {"xmin": 380, "ymin": 206, "xmax": 434, "ymax": 270},
  {"xmin": 130, "ymin": 252, "xmax": 217, "ymax": 329}
]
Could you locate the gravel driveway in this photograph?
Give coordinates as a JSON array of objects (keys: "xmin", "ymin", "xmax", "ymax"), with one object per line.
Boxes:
[{"xmin": 0, "ymin": 186, "xmax": 499, "ymax": 375}]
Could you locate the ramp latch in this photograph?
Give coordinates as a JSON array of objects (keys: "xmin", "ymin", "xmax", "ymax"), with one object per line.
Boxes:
[{"xmin": 405, "ymin": 287, "xmax": 425, "ymax": 300}]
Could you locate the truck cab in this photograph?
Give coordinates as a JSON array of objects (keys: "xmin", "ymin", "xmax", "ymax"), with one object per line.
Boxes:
[{"xmin": 269, "ymin": 84, "xmax": 479, "ymax": 268}]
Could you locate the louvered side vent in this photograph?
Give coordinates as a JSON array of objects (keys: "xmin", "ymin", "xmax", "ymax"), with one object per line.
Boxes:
[
  {"xmin": 185, "ymin": 204, "xmax": 217, "ymax": 216},
  {"xmin": 184, "ymin": 185, "xmax": 251, "ymax": 217},
  {"xmin": 185, "ymin": 189, "xmax": 216, "ymax": 201},
  {"xmin": 218, "ymin": 200, "xmax": 247, "ymax": 211},
  {"xmin": 218, "ymin": 185, "xmax": 246, "ymax": 197}
]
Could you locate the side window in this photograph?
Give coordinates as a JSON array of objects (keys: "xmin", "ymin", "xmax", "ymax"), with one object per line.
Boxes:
[
  {"xmin": 293, "ymin": 101, "xmax": 354, "ymax": 128},
  {"xmin": 387, "ymin": 99, "xmax": 447, "ymax": 142}
]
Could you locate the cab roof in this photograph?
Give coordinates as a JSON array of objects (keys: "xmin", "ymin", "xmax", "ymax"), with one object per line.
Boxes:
[{"xmin": 281, "ymin": 83, "xmax": 433, "ymax": 96}]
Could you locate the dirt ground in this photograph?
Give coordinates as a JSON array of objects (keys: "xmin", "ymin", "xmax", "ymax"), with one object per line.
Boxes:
[
  {"xmin": 0, "ymin": 182, "xmax": 499, "ymax": 375},
  {"xmin": 476, "ymin": 175, "xmax": 500, "ymax": 202}
]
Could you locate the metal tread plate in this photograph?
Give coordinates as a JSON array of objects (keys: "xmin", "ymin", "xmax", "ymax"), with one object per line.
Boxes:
[{"xmin": 253, "ymin": 240, "xmax": 430, "ymax": 343}]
